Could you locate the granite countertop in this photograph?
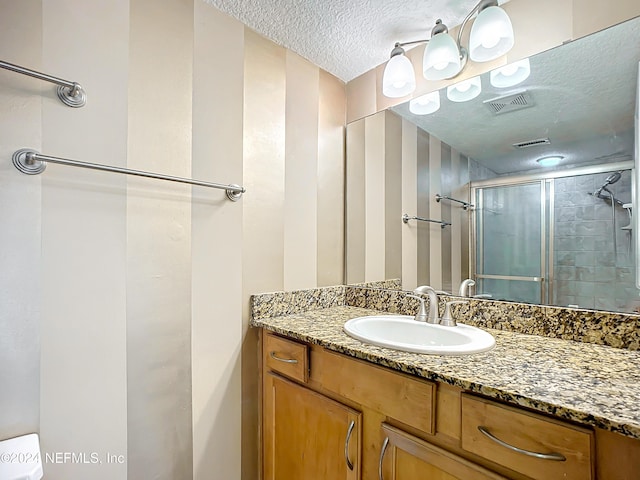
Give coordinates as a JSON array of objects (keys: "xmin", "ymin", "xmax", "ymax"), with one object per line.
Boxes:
[{"xmin": 252, "ymin": 305, "xmax": 640, "ymax": 440}]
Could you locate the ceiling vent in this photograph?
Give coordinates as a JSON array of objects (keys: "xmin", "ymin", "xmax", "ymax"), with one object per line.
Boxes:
[
  {"xmin": 512, "ymin": 137, "xmax": 551, "ymax": 149},
  {"xmin": 484, "ymin": 90, "xmax": 534, "ymax": 115}
]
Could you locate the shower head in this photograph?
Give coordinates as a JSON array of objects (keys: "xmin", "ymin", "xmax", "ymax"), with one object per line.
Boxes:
[
  {"xmin": 605, "ymin": 171, "xmax": 622, "ymax": 185},
  {"xmin": 593, "ymin": 171, "xmax": 623, "ymax": 196}
]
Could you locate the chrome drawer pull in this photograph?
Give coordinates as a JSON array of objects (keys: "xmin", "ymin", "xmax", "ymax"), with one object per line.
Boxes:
[
  {"xmin": 269, "ymin": 351, "xmax": 298, "ymax": 364},
  {"xmin": 344, "ymin": 420, "xmax": 355, "ymax": 470},
  {"xmin": 478, "ymin": 426, "xmax": 566, "ymax": 461},
  {"xmin": 378, "ymin": 437, "xmax": 389, "ymax": 480}
]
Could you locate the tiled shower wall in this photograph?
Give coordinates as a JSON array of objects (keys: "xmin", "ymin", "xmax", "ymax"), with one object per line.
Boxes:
[{"xmin": 554, "ymin": 170, "xmax": 636, "ymax": 312}]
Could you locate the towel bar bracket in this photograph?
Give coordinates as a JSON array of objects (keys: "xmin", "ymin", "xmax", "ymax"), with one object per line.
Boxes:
[
  {"xmin": 56, "ymin": 83, "xmax": 86, "ymax": 108},
  {"xmin": 13, "ymin": 149, "xmax": 46, "ymax": 175},
  {"xmin": 0, "ymin": 60, "xmax": 86, "ymax": 107}
]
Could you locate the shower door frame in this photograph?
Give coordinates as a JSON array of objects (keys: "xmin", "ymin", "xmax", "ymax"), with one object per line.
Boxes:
[
  {"xmin": 469, "ymin": 160, "xmax": 634, "ymax": 306},
  {"xmin": 471, "ymin": 179, "xmax": 550, "ymax": 304}
]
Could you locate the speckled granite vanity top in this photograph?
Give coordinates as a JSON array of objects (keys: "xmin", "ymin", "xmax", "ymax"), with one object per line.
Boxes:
[{"xmin": 252, "ymin": 304, "xmax": 640, "ymax": 440}]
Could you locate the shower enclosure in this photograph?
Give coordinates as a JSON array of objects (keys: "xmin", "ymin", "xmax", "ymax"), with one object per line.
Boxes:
[
  {"xmin": 472, "ymin": 180, "xmax": 550, "ymax": 304},
  {"xmin": 471, "ymin": 166, "xmax": 636, "ymax": 311}
]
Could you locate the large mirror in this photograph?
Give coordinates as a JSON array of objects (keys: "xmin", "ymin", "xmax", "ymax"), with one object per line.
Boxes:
[{"xmin": 346, "ymin": 15, "xmax": 640, "ymax": 313}]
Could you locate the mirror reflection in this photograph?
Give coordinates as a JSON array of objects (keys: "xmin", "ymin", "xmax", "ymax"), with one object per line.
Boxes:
[{"xmin": 346, "ymin": 16, "xmax": 640, "ymax": 313}]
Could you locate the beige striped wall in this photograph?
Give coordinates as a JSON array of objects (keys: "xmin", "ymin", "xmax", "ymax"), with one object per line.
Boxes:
[
  {"xmin": 346, "ymin": 111, "xmax": 470, "ymax": 293},
  {"xmin": 0, "ymin": 2, "xmax": 344, "ymax": 480},
  {"xmin": 240, "ymin": 28, "xmax": 346, "ymax": 480}
]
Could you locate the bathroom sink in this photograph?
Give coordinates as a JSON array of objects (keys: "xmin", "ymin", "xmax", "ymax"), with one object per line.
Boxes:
[{"xmin": 343, "ymin": 315, "xmax": 495, "ymax": 355}]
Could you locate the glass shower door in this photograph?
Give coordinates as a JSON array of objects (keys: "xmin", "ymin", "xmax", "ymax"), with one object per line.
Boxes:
[{"xmin": 474, "ymin": 181, "xmax": 547, "ymax": 304}]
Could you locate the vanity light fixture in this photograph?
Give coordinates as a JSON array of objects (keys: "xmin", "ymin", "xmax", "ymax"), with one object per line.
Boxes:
[
  {"xmin": 537, "ymin": 155, "xmax": 564, "ymax": 167},
  {"xmin": 382, "ymin": 43, "xmax": 417, "ymax": 98},
  {"xmin": 409, "ymin": 91, "xmax": 440, "ymax": 115},
  {"xmin": 381, "ymin": 0, "xmax": 515, "ymax": 97},
  {"xmin": 468, "ymin": 2, "xmax": 515, "ymax": 62},
  {"xmin": 423, "ymin": 20, "xmax": 462, "ymax": 80},
  {"xmin": 447, "ymin": 76, "xmax": 482, "ymax": 102},
  {"xmin": 490, "ymin": 58, "xmax": 531, "ymax": 88}
]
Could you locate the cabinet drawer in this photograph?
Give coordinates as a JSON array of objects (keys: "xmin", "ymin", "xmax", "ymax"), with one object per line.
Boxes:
[
  {"xmin": 461, "ymin": 394, "xmax": 594, "ymax": 480},
  {"xmin": 264, "ymin": 333, "xmax": 309, "ymax": 383},
  {"xmin": 312, "ymin": 350, "xmax": 435, "ymax": 434}
]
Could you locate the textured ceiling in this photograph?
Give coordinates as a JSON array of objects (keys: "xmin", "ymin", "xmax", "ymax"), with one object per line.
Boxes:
[
  {"xmin": 203, "ymin": 0, "xmax": 485, "ymax": 82},
  {"xmin": 391, "ymin": 16, "xmax": 640, "ymax": 174}
]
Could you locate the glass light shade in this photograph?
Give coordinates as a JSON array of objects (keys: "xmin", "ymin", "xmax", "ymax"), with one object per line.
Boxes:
[
  {"xmin": 447, "ymin": 76, "xmax": 481, "ymax": 102},
  {"xmin": 422, "ymin": 33, "xmax": 462, "ymax": 80},
  {"xmin": 469, "ymin": 6, "xmax": 514, "ymax": 62},
  {"xmin": 382, "ymin": 54, "xmax": 416, "ymax": 98},
  {"xmin": 409, "ymin": 91, "xmax": 440, "ymax": 115},
  {"xmin": 537, "ymin": 156, "xmax": 563, "ymax": 167},
  {"xmin": 490, "ymin": 58, "xmax": 530, "ymax": 88}
]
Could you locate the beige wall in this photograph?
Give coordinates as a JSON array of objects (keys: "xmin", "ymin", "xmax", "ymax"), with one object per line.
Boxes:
[
  {"xmin": 241, "ymin": 29, "xmax": 346, "ymax": 480},
  {"xmin": 0, "ymin": 2, "xmax": 344, "ymax": 480},
  {"xmin": 346, "ymin": 111, "xmax": 470, "ymax": 292},
  {"xmin": 346, "ymin": 0, "xmax": 640, "ymax": 122},
  {"xmin": 0, "ymin": 0, "xmax": 43, "ymax": 453}
]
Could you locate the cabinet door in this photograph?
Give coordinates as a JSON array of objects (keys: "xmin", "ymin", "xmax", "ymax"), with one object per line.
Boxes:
[
  {"xmin": 264, "ymin": 373, "xmax": 361, "ymax": 480},
  {"xmin": 379, "ymin": 423, "xmax": 507, "ymax": 480}
]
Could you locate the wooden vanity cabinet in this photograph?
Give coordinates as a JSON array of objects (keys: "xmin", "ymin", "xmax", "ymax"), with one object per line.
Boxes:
[
  {"xmin": 261, "ymin": 330, "xmax": 640, "ymax": 480},
  {"xmin": 263, "ymin": 373, "xmax": 361, "ymax": 480}
]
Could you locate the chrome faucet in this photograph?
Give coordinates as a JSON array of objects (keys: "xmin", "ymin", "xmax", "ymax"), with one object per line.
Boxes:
[
  {"xmin": 458, "ymin": 279, "xmax": 476, "ymax": 297},
  {"xmin": 410, "ymin": 286, "xmax": 440, "ymax": 324}
]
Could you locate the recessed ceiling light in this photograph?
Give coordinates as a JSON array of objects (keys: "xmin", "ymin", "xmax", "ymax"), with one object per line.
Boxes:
[{"xmin": 536, "ymin": 155, "xmax": 564, "ymax": 167}]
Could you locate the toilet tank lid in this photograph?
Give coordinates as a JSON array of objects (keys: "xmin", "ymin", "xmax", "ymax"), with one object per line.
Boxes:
[{"xmin": 0, "ymin": 433, "xmax": 43, "ymax": 480}]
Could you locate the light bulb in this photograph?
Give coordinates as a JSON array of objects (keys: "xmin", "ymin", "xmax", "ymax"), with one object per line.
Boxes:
[
  {"xmin": 501, "ymin": 64, "xmax": 519, "ymax": 76},
  {"xmin": 446, "ymin": 76, "xmax": 481, "ymax": 102},
  {"xmin": 409, "ymin": 91, "xmax": 440, "ymax": 115},
  {"xmin": 456, "ymin": 81, "xmax": 472, "ymax": 92},
  {"xmin": 490, "ymin": 58, "xmax": 531, "ymax": 88},
  {"xmin": 481, "ymin": 32, "xmax": 500, "ymax": 49}
]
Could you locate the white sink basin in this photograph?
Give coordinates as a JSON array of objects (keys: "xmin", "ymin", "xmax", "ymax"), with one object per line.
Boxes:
[{"xmin": 343, "ymin": 315, "xmax": 495, "ymax": 355}]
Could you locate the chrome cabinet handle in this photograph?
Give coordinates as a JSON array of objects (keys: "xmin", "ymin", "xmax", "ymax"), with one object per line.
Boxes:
[
  {"xmin": 344, "ymin": 420, "xmax": 355, "ymax": 470},
  {"xmin": 269, "ymin": 351, "xmax": 298, "ymax": 364},
  {"xmin": 378, "ymin": 437, "xmax": 389, "ymax": 480},
  {"xmin": 477, "ymin": 426, "xmax": 566, "ymax": 461}
]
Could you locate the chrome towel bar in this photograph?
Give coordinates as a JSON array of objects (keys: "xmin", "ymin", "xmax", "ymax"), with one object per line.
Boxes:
[
  {"xmin": 12, "ymin": 149, "xmax": 245, "ymax": 202},
  {"xmin": 0, "ymin": 59, "xmax": 86, "ymax": 107},
  {"xmin": 435, "ymin": 193, "xmax": 474, "ymax": 210},
  {"xmin": 402, "ymin": 214, "xmax": 451, "ymax": 228}
]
